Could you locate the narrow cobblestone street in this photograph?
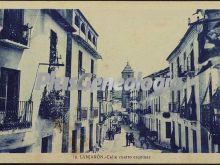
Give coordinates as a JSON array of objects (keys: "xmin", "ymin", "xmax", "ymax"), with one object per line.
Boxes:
[{"xmin": 98, "ymin": 125, "xmax": 162, "ymax": 153}]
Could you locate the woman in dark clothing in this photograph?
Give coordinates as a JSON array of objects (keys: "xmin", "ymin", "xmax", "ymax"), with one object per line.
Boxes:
[{"xmin": 129, "ymin": 133, "xmax": 135, "ymax": 146}]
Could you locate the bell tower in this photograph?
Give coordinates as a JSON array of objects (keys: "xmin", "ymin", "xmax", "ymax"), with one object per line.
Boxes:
[{"xmin": 121, "ymin": 61, "xmax": 134, "ymax": 109}]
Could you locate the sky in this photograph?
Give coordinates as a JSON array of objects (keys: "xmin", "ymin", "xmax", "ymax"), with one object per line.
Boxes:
[{"xmin": 76, "ymin": 2, "xmax": 198, "ymax": 79}]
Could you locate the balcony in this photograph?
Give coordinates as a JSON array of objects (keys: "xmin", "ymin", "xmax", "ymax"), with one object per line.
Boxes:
[
  {"xmin": 168, "ymin": 102, "xmax": 179, "ymax": 113},
  {"xmin": 91, "ymin": 73, "xmax": 96, "ymax": 81},
  {"xmin": 139, "ymin": 108, "xmax": 152, "ymax": 115},
  {"xmin": 179, "ymin": 104, "xmax": 197, "ymax": 121},
  {"xmin": 97, "ymin": 90, "xmax": 103, "ymax": 102},
  {"xmin": 186, "ymin": 70, "xmax": 195, "ymax": 78},
  {"xmin": 78, "ymin": 68, "xmax": 85, "ymax": 77},
  {"xmin": 0, "ymin": 100, "xmax": 33, "ymax": 131},
  {"xmin": 77, "ymin": 107, "xmax": 88, "ymax": 121},
  {"xmin": 90, "ymin": 107, "xmax": 99, "ymax": 119},
  {"xmin": 0, "ymin": 24, "xmax": 32, "ymax": 49}
]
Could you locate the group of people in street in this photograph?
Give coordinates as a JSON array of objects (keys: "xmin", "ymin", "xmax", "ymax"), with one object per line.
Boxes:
[
  {"xmin": 107, "ymin": 128, "xmax": 116, "ymax": 140},
  {"xmin": 139, "ymin": 136, "xmax": 150, "ymax": 149},
  {"xmin": 92, "ymin": 143, "xmax": 99, "ymax": 153},
  {"xmin": 125, "ymin": 132, "xmax": 135, "ymax": 146}
]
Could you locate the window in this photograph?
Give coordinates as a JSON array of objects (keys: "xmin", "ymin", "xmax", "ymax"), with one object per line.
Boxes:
[
  {"xmin": 193, "ymin": 130, "xmax": 197, "ymax": 153},
  {"xmin": 166, "ymin": 122, "xmax": 171, "ymax": 138},
  {"xmin": 75, "ymin": 15, "xmax": 80, "ymax": 27},
  {"xmin": 91, "ymin": 59, "xmax": 94, "ymax": 74},
  {"xmin": 178, "ymin": 124, "xmax": 182, "ymax": 147},
  {"xmin": 72, "ymin": 130, "xmax": 77, "ymax": 153},
  {"xmin": 184, "ymin": 88, "xmax": 187, "ymax": 107},
  {"xmin": 41, "ymin": 135, "xmax": 53, "ymax": 153},
  {"xmin": 187, "ymin": 56, "xmax": 190, "ymax": 71},
  {"xmin": 177, "ymin": 90, "xmax": 181, "ymax": 110},
  {"xmin": 2, "ymin": 9, "xmax": 29, "ymax": 45},
  {"xmin": 48, "ymin": 30, "xmax": 58, "ymax": 73},
  {"xmin": 177, "ymin": 57, "xmax": 180, "ymax": 76},
  {"xmin": 191, "ymin": 85, "xmax": 197, "ymax": 120},
  {"xmin": 88, "ymin": 31, "xmax": 92, "ymax": 41},
  {"xmin": 80, "ymin": 127, "xmax": 85, "ymax": 153},
  {"xmin": 77, "ymin": 90, "xmax": 82, "ymax": 120},
  {"xmin": 185, "ymin": 127, "xmax": 189, "ymax": 152},
  {"xmin": 93, "ymin": 36, "xmax": 96, "ymax": 46},
  {"xmin": 172, "ymin": 121, "xmax": 175, "ymax": 137},
  {"xmin": 0, "ymin": 68, "xmax": 20, "ymax": 121},
  {"xmin": 190, "ymin": 50, "xmax": 195, "ymax": 71},
  {"xmin": 90, "ymin": 93, "xmax": 93, "ymax": 111},
  {"xmin": 3, "ymin": 9, "xmax": 24, "ymax": 33},
  {"xmin": 159, "ymin": 120, "xmax": 161, "ymax": 142},
  {"xmin": 183, "ymin": 52, "xmax": 186, "ymax": 71},
  {"xmin": 171, "ymin": 91, "xmax": 174, "ymax": 111},
  {"xmin": 158, "ymin": 96, "xmax": 160, "ymax": 112},
  {"xmin": 89, "ymin": 124, "xmax": 93, "ymax": 151},
  {"xmin": 78, "ymin": 51, "xmax": 83, "ymax": 77},
  {"xmin": 171, "ymin": 63, "xmax": 174, "ymax": 79},
  {"xmin": 81, "ymin": 23, "xmax": 85, "ymax": 34}
]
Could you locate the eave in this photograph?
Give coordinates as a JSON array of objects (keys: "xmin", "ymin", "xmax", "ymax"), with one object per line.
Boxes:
[
  {"xmin": 72, "ymin": 34, "xmax": 102, "ymax": 59},
  {"xmin": 166, "ymin": 24, "xmax": 196, "ymax": 62},
  {"xmin": 43, "ymin": 9, "xmax": 76, "ymax": 33}
]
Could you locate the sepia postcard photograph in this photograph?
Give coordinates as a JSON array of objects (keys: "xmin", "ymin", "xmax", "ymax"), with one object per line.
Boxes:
[{"xmin": 0, "ymin": 0, "xmax": 220, "ymax": 164}]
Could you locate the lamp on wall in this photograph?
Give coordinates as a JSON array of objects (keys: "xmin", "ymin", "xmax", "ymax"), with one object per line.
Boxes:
[{"xmin": 29, "ymin": 62, "xmax": 65, "ymax": 101}]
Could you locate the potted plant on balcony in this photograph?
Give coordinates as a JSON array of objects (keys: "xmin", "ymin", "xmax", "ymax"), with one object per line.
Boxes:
[{"xmin": 39, "ymin": 87, "xmax": 65, "ymax": 132}]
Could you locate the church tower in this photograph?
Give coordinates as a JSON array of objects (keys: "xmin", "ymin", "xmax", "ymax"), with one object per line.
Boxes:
[{"xmin": 121, "ymin": 62, "xmax": 134, "ymax": 109}]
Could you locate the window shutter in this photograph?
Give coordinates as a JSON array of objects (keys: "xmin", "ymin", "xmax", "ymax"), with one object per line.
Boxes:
[{"xmin": 0, "ymin": 10, "xmax": 4, "ymax": 32}]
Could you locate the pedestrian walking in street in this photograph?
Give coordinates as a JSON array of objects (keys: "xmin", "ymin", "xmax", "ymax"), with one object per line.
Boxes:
[
  {"xmin": 140, "ymin": 136, "xmax": 145, "ymax": 149},
  {"xmin": 129, "ymin": 132, "xmax": 135, "ymax": 146},
  {"xmin": 109, "ymin": 130, "xmax": 113, "ymax": 140},
  {"xmin": 93, "ymin": 143, "xmax": 98, "ymax": 153},
  {"xmin": 145, "ymin": 140, "xmax": 149, "ymax": 149},
  {"xmin": 107, "ymin": 129, "xmax": 110, "ymax": 140},
  {"xmin": 126, "ymin": 132, "xmax": 130, "ymax": 146}
]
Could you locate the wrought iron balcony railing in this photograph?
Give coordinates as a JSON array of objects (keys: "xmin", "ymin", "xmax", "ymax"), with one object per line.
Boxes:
[
  {"xmin": 0, "ymin": 100, "xmax": 33, "ymax": 131},
  {"xmin": 78, "ymin": 68, "xmax": 85, "ymax": 77},
  {"xmin": 179, "ymin": 104, "xmax": 197, "ymax": 121},
  {"xmin": 90, "ymin": 107, "xmax": 99, "ymax": 119},
  {"xmin": 139, "ymin": 108, "xmax": 152, "ymax": 115},
  {"xmin": 0, "ymin": 23, "xmax": 32, "ymax": 47},
  {"xmin": 77, "ymin": 107, "xmax": 88, "ymax": 121}
]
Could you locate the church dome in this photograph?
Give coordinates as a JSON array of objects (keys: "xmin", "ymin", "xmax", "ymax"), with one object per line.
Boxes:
[{"xmin": 122, "ymin": 62, "xmax": 134, "ymax": 73}]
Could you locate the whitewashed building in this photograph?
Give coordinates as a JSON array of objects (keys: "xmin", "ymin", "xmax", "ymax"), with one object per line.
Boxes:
[
  {"xmin": 64, "ymin": 9, "xmax": 102, "ymax": 153},
  {"xmin": 0, "ymin": 9, "xmax": 102, "ymax": 153},
  {"xmin": 0, "ymin": 9, "xmax": 75, "ymax": 153},
  {"xmin": 137, "ymin": 9, "xmax": 220, "ymax": 153}
]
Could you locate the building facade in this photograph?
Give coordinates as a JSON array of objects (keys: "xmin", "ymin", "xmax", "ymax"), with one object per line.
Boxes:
[
  {"xmin": 63, "ymin": 9, "xmax": 101, "ymax": 153},
  {"xmin": 132, "ymin": 9, "xmax": 220, "ymax": 153},
  {"xmin": 0, "ymin": 9, "xmax": 75, "ymax": 153},
  {"xmin": 0, "ymin": 9, "xmax": 102, "ymax": 153},
  {"xmin": 139, "ymin": 68, "xmax": 171, "ymax": 147}
]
